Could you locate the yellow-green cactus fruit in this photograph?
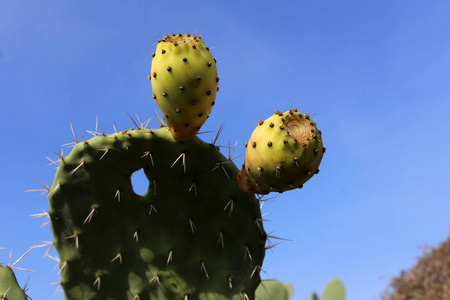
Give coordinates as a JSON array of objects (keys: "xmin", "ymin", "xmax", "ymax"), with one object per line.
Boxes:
[
  {"xmin": 150, "ymin": 33, "xmax": 219, "ymax": 141},
  {"xmin": 237, "ymin": 109, "xmax": 325, "ymax": 194}
]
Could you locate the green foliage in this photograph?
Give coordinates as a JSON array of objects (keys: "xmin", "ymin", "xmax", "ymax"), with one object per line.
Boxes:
[
  {"xmin": 255, "ymin": 280, "xmax": 294, "ymax": 300},
  {"xmin": 0, "ymin": 265, "xmax": 27, "ymax": 300},
  {"xmin": 48, "ymin": 128, "xmax": 266, "ymax": 299},
  {"xmin": 312, "ymin": 278, "xmax": 345, "ymax": 300}
]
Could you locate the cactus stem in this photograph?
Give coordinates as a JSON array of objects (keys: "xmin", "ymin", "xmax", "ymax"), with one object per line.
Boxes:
[
  {"xmin": 83, "ymin": 208, "xmax": 97, "ymax": 225},
  {"xmin": 171, "ymin": 153, "xmax": 187, "ymax": 174},
  {"xmin": 188, "ymin": 218, "xmax": 197, "ymax": 235},
  {"xmin": 224, "ymin": 199, "xmax": 234, "ymax": 217},
  {"xmin": 166, "ymin": 251, "xmax": 173, "ymax": 265},
  {"xmin": 111, "ymin": 253, "xmax": 122, "ymax": 264},
  {"xmin": 201, "ymin": 261, "xmax": 209, "ymax": 279}
]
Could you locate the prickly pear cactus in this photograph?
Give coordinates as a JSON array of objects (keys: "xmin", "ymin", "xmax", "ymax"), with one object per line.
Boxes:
[
  {"xmin": 48, "ymin": 127, "xmax": 266, "ymax": 300},
  {"xmin": 150, "ymin": 34, "xmax": 219, "ymax": 141},
  {"xmin": 0, "ymin": 265, "xmax": 27, "ymax": 300},
  {"xmin": 311, "ymin": 279, "xmax": 345, "ymax": 300},
  {"xmin": 237, "ymin": 109, "xmax": 324, "ymax": 194},
  {"xmin": 255, "ymin": 280, "xmax": 294, "ymax": 300}
]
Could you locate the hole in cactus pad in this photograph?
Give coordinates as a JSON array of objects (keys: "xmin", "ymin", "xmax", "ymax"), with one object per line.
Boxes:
[{"xmin": 131, "ymin": 168, "xmax": 149, "ymax": 196}]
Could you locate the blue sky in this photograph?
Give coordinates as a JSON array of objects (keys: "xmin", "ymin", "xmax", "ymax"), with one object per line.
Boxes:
[{"xmin": 1, "ymin": 1, "xmax": 450, "ymax": 299}]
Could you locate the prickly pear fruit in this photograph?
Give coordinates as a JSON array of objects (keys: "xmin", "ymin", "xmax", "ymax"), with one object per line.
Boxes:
[
  {"xmin": 48, "ymin": 127, "xmax": 265, "ymax": 300},
  {"xmin": 0, "ymin": 265, "xmax": 28, "ymax": 300},
  {"xmin": 237, "ymin": 109, "xmax": 325, "ymax": 194},
  {"xmin": 150, "ymin": 34, "xmax": 219, "ymax": 141},
  {"xmin": 255, "ymin": 280, "xmax": 294, "ymax": 300}
]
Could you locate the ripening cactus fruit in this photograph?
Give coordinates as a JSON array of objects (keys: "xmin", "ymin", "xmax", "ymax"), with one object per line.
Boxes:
[
  {"xmin": 150, "ymin": 33, "xmax": 219, "ymax": 141},
  {"xmin": 48, "ymin": 127, "xmax": 266, "ymax": 300},
  {"xmin": 0, "ymin": 265, "xmax": 28, "ymax": 300},
  {"xmin": 237, "ymin": 109, "xmax": 325, "ymax": 194}
]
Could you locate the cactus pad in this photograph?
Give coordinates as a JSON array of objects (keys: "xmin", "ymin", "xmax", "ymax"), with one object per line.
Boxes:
[
  {"xmin": 150, "ymin": 34, "xmax": 219, "ymax": 141},
  {"xmin": 237, "ymin": 109, "xmax": 324, "ymax": 194},
  {"xmin": 48, "ymin": 127, "xmax": 266, "ymax": 300},
  {"xmin": 0, "ymin": 265, "xmax": 27, "ymax": 300}
]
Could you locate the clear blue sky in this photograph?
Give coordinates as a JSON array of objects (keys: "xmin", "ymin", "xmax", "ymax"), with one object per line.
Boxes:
[{"xmin": 1, "ymin": 1, "xmax": 450, "ymax": 299}]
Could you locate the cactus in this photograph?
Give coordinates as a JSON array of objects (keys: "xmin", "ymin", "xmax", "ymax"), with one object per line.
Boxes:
[
  {"xmin": 150, "ymin": 34, "xmax": 219, "ymax": 141},
  {"xmin": 237, "ymin": 109, "xmax": 325, "ymax": 194},
  {"xmin": 255, "ymin": 280, "xmax": 294, "ymax": 300},
  {"xmin": 0, "ymin": 265, "xmax": 28, "ymax": 300},
  {"xmin": 48, "ymin": 127, "xmax": 266, "ymax": 299},
  {"xmin": 311, "ymin": 278, "xmax": 345, "ymax": 300},
  {"xmin": 22, "ymin": 32, "xmax": 330, "ymax": 300}
]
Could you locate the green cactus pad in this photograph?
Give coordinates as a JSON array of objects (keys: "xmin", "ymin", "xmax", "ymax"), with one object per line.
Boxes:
[
  {"xmin": 150, "ymin": 34, "xmax": 219, "ymax": 141},
  {"xmin": 48, "ymin": 127, "xmax": 266, "ymax": 300},
  {"xmin": 0, "ymin": 265, "xmax": 27, "ymax": 300},
  {"xmin": 255, "ymin": 280, "xmax": 294, "ymax": 300},
  {"xmin": 321, "ymin": 278, "xmax": 345, "ymax": 300},
  {"xmin": 237, "ymin": 109, "xmax": 324, "ymax": 194}
]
